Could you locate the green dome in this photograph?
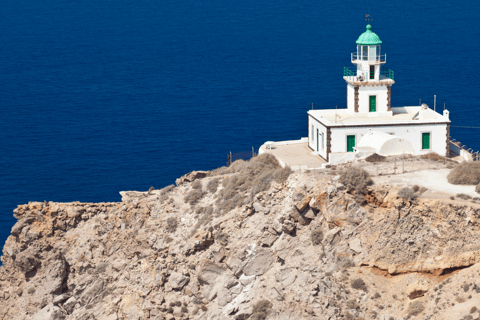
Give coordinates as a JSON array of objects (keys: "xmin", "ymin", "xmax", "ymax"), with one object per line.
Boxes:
[{"xmin": 356, "ymin": 24, "xmax": 382, "ymax": 45}]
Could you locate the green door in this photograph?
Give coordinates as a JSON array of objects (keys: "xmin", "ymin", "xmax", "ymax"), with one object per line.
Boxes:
[
  {"xmin": 316, "ymin": 129, "xmax": 319, "ymax": 151},
  {"xmin": 369, "ymin": 96, "xmax": 376, "ymax": 112},
  {"xmin": 422, "ymin": 132, "xmax": 430, "ymax": 150},
  {"xmin": 347, "ymin": 135, "xmax": 355, "ymax": 152}
]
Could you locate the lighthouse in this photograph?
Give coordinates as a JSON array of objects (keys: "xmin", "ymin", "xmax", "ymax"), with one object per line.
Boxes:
[
  {"xmin": 306, "ymin": 24, "xmax": 451, "ymax": 164},
  {"xmin": 344, "ymin": 24, "xmax": 395, "ymax": 116}
]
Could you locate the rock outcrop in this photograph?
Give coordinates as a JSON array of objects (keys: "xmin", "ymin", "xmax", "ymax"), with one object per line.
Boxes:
[{"xmin": 2, "ymin": 159, "xmax": 480, "ymax": 320}]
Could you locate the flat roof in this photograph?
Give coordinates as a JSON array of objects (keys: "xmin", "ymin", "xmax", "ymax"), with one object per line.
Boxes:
[{"xmin": 308, "ymin": 106, "xmax": 450, "ymax": 127}]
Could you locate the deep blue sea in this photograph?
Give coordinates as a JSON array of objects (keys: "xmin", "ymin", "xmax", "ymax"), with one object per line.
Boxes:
[{"xmin": 1, "ymin": 0, "xmax": 480, "ymax": 253}]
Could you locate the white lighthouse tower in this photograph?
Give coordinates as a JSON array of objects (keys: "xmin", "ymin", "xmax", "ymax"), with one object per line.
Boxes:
[
  {"xmin": 305, "ymin": 23, "xmax": 451, "ymax": 163},
  {"xmin": 344, "ymin": 24, "xmax": 395, "ymax": 116}
]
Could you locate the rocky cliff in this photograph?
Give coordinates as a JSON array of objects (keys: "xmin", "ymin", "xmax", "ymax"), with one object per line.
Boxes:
[{"xmin": 1, "ymin": 155, "xmax": 480, "ymax": 320}]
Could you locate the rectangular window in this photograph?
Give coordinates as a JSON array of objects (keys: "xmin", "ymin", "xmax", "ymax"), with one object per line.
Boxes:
[
  {"xmin": 362, "ymin": 46, "xmax": 368, "ymax": 60},
  {"xmin": 370, "ymin": 65, "xmax": 375, "ymax": 79},
  {"xmin": 311, "ymin": 125, "xmax": 314, "ymax": 142},
  {"xmin": 369, "ymin": 46, "xmax": 376, "ymax": 61},
  {"xmin": 347, "ymin": 135, "xmax": 355, "ymax": 152},
  {"xmin": 422, "ymin": 132, "xmax": 431, "ymax": 150},
  {"xmin": 321, "ymin": 133, "xmax": 325, "ymax": 149}
]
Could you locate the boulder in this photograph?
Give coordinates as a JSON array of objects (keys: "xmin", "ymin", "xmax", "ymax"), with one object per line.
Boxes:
[
  {"xmin": 226, "ymin": 256, "xmax": 244, "ymax": 277},
  {"xmin": 197, "ymin": 260, "xmax": 225, "ymax": 285},
  {"xmin": 349, "ymin": 239, "xmax": 362, "ymax": 253},
  {"xmin": 168, "ymin": 273, "xmax": 189, "ymax": 290},
  {"xmin": 295, "ymin": 196, "xmax": 312, "ymax": 212},
  {"xmin": 282, "ymin": 220, "xmax": 296, "ymax": 234},
  {"xmin": 32, "ymin": 303, "xmax": 65, "ymax": 320},
  {"xmin": 253, "ymin": 202, "xmax": 265, "ymax": 213},
  {"xmin": 242, "ymin": 248, "xmax": 274, "ymax": 276},
  {"xmin": 175, "ymin": 171, "xmax": 209, "ymax": 186},
  {"xmin": 289, "ymin": 207, "xmax": 310, "ymax": 226}
]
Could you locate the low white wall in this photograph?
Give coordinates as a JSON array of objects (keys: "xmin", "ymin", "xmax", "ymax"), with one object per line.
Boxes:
[
  {"xmin": 449, "ymin": 142, "xmax": 473, "ymax": 161},
  {"xmin": 328, "ymin": 150, "xmax": 374, "ymax": 165}
]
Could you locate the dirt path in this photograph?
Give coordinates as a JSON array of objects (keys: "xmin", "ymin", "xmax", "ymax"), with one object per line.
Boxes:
[{"xmin": 373, "ymin": 168, "xmax": 479, "ymax": 200}]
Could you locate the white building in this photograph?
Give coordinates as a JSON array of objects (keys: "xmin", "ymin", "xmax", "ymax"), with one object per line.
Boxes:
[{"xmin": 308, "ymin": 24, "xmax": 451, "ymax": 164}]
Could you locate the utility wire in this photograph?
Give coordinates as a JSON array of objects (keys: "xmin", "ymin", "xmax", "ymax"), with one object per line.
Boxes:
[{"xmin": 451, "ymin": 126, "xmax": 480, "ymax": 129}]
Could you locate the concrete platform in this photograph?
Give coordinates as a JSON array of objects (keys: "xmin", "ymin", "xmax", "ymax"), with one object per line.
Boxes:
[{"xmin": 260, "ymin": 142, "xmax": 326, "ymax": 170}]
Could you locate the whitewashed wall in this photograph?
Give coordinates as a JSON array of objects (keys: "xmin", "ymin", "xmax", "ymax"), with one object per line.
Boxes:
[
  {"xmin": 347, "ymin": 84, "xmax": 355, "ymax": 112},
  {"xmin": 330, "ymin": 123, "xmax": 448, "ymax": 156},
  {"xmin": 308, "ymin": 115, "xmax": 328, "ymax": 160},
  {"xmin": 358, "ymin": 86, "xmax": 389, "ymax": 113}
]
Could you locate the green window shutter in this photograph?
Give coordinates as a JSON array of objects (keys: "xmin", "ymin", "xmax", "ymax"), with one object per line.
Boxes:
[
  {"xmin": 422, "ymin": 132, "xmax": 430, "ymax": 150},
  {"xmin": 347, "ymin": 135, "xmax": 355, "ymax": 152},
  {"xmin": 369, "ymin": 96, "xmax": 376, "ymax": 112},
  {"xmin": 316, "ymin": 129, "xmax": 319, "ymax": 152}
]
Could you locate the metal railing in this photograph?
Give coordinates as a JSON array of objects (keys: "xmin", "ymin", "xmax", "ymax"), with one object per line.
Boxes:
[
  {"xmin": 351, "ymin": 53, "xmax": 386, "ymax": 63},
  {"xmin": 381, "ymin": 67, "xmax": 394, "ymax": 81},
  {"xmin": 227, "ymin": 148, "xmax": 258, "ymax": 166},
  {"xmin": 449, "ymin": 139, "xmax": 479, "ymax": 161},
  {"xmin": 343, "ymin": 67, "xmax": 394, "ymax": 82}
]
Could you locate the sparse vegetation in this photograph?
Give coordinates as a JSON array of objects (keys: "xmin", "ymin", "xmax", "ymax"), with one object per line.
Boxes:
[
  {"xmin": 166, "ymin": 217, "xmax": 179, "ymax": 232},
  {"xmin": 192, "ymin": 180, "xmax": 202, "ymax": 190},
  {"xmin": 450, "ymin": 196, "xmax": 455, "ymax": 200},
  {"xmin": 351, "ymin": 278, "xmax": 367, "ymax": 292},
  {"xmin": 456, "ymin": 193, "xmax": 472, "ymax": 200},
  {"xmin": 476, "ymin": 183, "xmax": 480, "ymax": 194},
  {"xmin": 27, "ymin": 287, "xmax": 35, "ymax": 294},
  {"xmin": 420, "ymin": 152, "xmax": 444, "ymax": 161},
  {"xmin": 339, "ymin": 167, "xmax": 373, "ymax": 205},
  {"xmin": 398, "ymin": 187, "xmax": 418, "ymax": 201},
  {"xmin": 447, "ymin": 162, "xmax": 480, "ymax": 185},
  {"xmin": 251, "ymin": 299, "xmax": 273, "ymax": 320},
  {"xmin": 310, "ymin": 228, "xmax": 324, "ymax": 246},
  {"xmin": 207, "ymin": 178, "xmax": 220, "ymax": 193},
  {"xmin": 407, "ymin": 301, "xmax": 424, "ymax": 316},
  {"xmin": 185, "ymin": 189, "xmax": 207, "ymax": 206},
  {"xmin": 470, "ymin": 307, "xmax": 477, "ymax": 314},
  {"xmin": 214, "ymin": 154, "xmax": 292, "ymax": 214},
  {"xmin": 365, "ymin": 153, "xmax": 386, "ymax": 163}
]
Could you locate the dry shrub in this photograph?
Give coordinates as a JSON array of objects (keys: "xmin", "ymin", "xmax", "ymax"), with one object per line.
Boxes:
[
  {"xmin": 185, "ymin": 190, "xmax": 206, "ymax": 206},
  {"xmin": 447, "ymin": 162, "xmax": 480, "ymax": 185},
  {"xmin": 192, "ymin": 180, "xmax": 202, "ymax": 190},
  {"xmin": 420, "ymin": 152, "xmax": 444, "ymax": 161},
  {"xmin": 207, "ymin": 178, "xmax": 220, "ymax": 193},
  {"xmin": 159, "ymin": 184, "xmax": 175, "ymax": 203},
  {"xmin": 365, "ymin": 153, "xmax": 386, "ymax": 163},
  {"xmin": 398, "ymin": 187, "xmax": 418, "ymax": 201},
  {"xmin": 251, "ymin": 299, "xmax": 273, "ymax": 320},
  {"xmin": 209, "ymin": 159, "xmax": 248, "ymax": 176},
  {"xmin": 311, "ymin": 228, "xmax": 324, "ymax": 246},
  {"xmin": 215, "ymin": 154, "xmax": 292, "ymax": 214},
  {"xmin": 456, "ymin": 193, "xmax": 472, "ymax": 200},
  {"xmin": 407, "ymin": 301, "xmax": 424, "ymax": 316},
  {"xmin": 412, "ymin": 185, "xmax": 420, "ymax": 192},
  {"xmin": 340, "ymin": 168, "xmax": 373, "ymax": 205},
  {"xmin": 351, "ymin": 278, "xmax": 367, "ymax": 292},
  {"xmin": 476, "ymin": 183, "xmax": 480, "ymax": 194},
  {"xmin": 166, "ymin": 217, "xmax": 179, "ymax": 232}
]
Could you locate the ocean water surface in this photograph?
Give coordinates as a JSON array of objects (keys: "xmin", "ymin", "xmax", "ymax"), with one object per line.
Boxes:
[{"xmin": 1, "ymin": 0, "xmax": 480, "ymax": 253}]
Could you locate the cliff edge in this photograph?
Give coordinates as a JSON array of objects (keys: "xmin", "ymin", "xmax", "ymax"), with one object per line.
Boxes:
[{"xmin": 1, "ymin": 154, "xmax": 480, "ymax": 320}]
